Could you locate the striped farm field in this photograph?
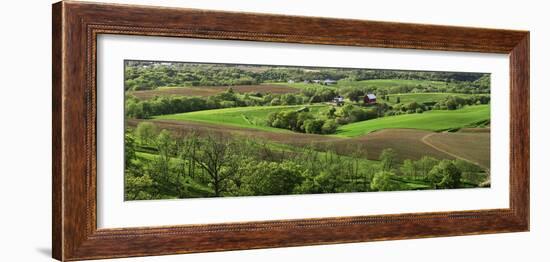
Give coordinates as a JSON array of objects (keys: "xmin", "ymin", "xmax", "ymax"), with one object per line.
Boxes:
[
  {"xmin": 422, "ymin": 131, "xmax": 490, "ymax": 169},
  {"xmin": 128, "ymin": 84, "xmax": 299, "ymax": 100},
  {"xmin": 384, "ymin": 93, "xmax": 476, "ymax": 106},
  {"xmin": 335, "ymin": 105, "xmax": 490, "ymax": 137}
]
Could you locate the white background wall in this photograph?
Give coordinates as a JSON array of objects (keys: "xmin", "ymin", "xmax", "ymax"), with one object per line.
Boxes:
[{"xmin": 0, "ymin": 0, "xmax": 547, "ymax": 261}]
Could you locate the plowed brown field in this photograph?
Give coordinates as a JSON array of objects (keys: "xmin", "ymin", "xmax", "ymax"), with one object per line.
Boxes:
[
  {"xmin": 423, "ymin": 131, "xmax": 490, "ymax": 168},
  {"xmin": 128, "ymin": 84, "xmax": 299, "ymax": 100},
  {"xmin": 127, "ymin": 119, "xmax": 489, "ymax": 167}
]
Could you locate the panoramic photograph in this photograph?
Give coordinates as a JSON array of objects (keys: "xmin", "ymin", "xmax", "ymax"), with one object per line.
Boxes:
[{"xmin": 123, "ymin": 60, "xmax": 491, "ymax": 201}]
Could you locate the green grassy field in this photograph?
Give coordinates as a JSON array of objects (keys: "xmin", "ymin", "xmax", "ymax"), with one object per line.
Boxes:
[
  {"xmin": 271, "ymin": 80, "xmax": 476, "ymax": 106},
  {"xmin": 335, "ymin": 105, "xmax": 490, "ymax": 137},
  {"xmin": 154, "ymin": 104, "xmax": 328, "ymax": 132},
  {"xmin": 383, "ymin": 92, "xmax": 475, "ymax": 106},
  {"xmin": 339, "ymin": 79, "xmax": 451, "ymax": 89},
  {"xmin": 154, "ymin": 103, "xmax": 489, "ymax": 138}
]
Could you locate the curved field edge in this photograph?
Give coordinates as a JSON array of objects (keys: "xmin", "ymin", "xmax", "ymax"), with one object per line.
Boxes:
[
  {"xmin": 334, "ymin": 105, "xmax": 489, "ymax": 137},
  {"xmin": 423, "ymin": 132, "xmax": 491, "ymax": 169},
  {"xmin": 152, "ymin": 104, "xmax": 327, "ymax": 133},
  {"xmin": 152, "ymin": 104, "xmax": 489, "ymax": 137}
]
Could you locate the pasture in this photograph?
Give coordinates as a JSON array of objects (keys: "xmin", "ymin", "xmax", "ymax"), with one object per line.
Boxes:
[
  {"xmin": 153, "ymin": 104, "xmax": 328, "ymax": 132},
  {"xmin": 339, "ymin": 79, "xmax": 451, "ymax": 89},
  {"xmin": 335, "ymin": 105, "xmax": 490, "ymax": 137},
  {"xmin": 384, "ymin": 92, "xmax": 476, "ymax": 106}
]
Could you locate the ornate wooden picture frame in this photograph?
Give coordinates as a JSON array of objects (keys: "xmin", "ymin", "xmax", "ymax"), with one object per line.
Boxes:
[{"xmin": 52, "ymin": 1, "xmax": 529, "ymax": 261}]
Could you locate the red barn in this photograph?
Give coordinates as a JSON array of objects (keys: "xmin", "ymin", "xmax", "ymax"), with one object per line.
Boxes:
[{"xmin": 364, "ymin": 94, "xmax": 377, "ymax": 104}]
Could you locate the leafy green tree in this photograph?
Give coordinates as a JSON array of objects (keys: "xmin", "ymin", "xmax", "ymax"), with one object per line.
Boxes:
[
  {"xmin": 400, "ymin": 159, "xmax": 417, "ymax": 178},
  {"xmin": 407, "ymin": 102, "xmax": 420, "ymax": 111},
  {"xmin": 314, "ymin": 166, "xmax": 346, "ymax": 193},
  {"xmin": 135, "ymin": 122, "xmax": 158, "ymax": 145},
  {"xmin": 326, "ymin": 106, "xmax": 337, "ymax": 119},
  {"xmin": 304, "ymin": 119, "xmax": 324, "ymax": 134},
  {"xmin": 124, "ymin": 129, "xmax": 136, "ymax": 168},
  {"xmin": 347, "ymin": 89, "xmax": 364, "ymax": 102},
  {"xmin": 189, "ymin": 135, "xmax": 238, "ymax": 196},
  {"xmin": 452, "ymin": 159, "xmax": 482, "ymax": 174},
  {"xmin": 416, "ymin": 156, "xmax": 439, "ymax": 177},
  {"xmin": 125, "ymin": 174, "xmax": 155, "ymax": 200},
  {"xmin": 147, "ymin": 129, "xmax": 181, "ymax": 197},
  {"xmin": 321, "ymin": 119, "xmax": 338, "ymax": 134},
  {"xmin": 281, "ymin": 94, "xmax": 298, "ymax": 105},
  {"xmin": 439, "ymin": 96, "xmax": 466, "ymax": 110},
  {"xmin": 380, "ymin": 148, "xmax": 397, "ymax": 171},
  {"xmin": 267, "ymin": 110, "xmax": 333, "ymax": 133},
  {"xmin": 240, "ymin": 161, "xmax": 304, "ymax": 196},
  {"xmin": 428, "ymin": 160, "xmax": 462, "ymax": 189},
  {"xmin": 217, "ymin": 89, "xmax": 238, "ymax": 102},
  {"xmin": 293, "ymin": 169, "xmax": 319, "ymax": 194},
  {"xmin": 309, "ymin": 94, "xmax": 322, "ymax": 103},
  {"xmin": 446, "ymin": 99, "xmax": 457, "ymax": 110},
  {"xmin": 338, "ymin": 104, "xmax": 355, "ymax": 118},
  {"xmin": 125, "ymin": 97, "xmax": 146, "ymax": 119},
  {"xmin": 370, "ymin": 171, "xmax": 400, "ymax": 191}
]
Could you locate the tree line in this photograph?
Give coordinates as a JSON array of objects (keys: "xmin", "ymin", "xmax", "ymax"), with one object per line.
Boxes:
[
  {"xmin": 124, "ymin": 61, "xmax": 489, "ymax": 92},
  {"xmin": 126, "ymin": 81, "xmax": 490, "ymax": 121},
  {"xmin": 265, "ymin": 104, "xmax": 379, "ymax": 134}
]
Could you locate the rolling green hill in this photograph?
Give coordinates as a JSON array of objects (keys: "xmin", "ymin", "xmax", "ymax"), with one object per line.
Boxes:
[
  {"xmin": 154, "ymin": 104, "xmax": 327, "ymax": 132},
  {"xmin": 335, "ymin": 105, "xmax": 490, "ymax": 137},
  {"xmin": 383, "ymin": 92, "xmax": 476, "ymax": 106},
  {"xmin": 338, "ymin": 79, "xmax": 451, "ymax": 89},
  {"xmin": 154, "ymin": 104, "xmax": 489, "ymax": 137}
]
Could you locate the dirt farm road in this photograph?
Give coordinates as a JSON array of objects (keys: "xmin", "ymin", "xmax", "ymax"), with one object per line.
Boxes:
[{"xmin": 421, "ymin": 132, "xmax": 488, "ymax": 170}]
